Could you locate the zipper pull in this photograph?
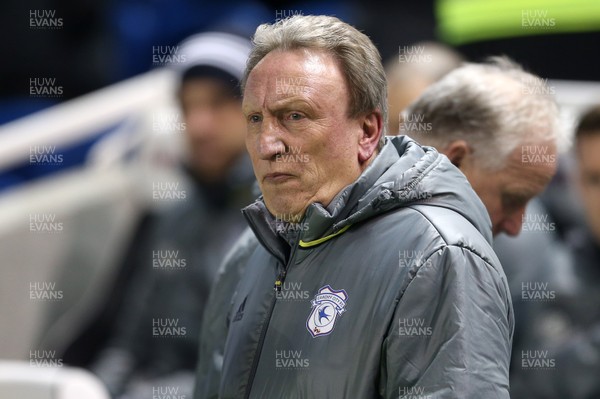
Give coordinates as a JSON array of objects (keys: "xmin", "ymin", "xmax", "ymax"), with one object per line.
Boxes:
[{"xmin": 274, "ymin": 270, "xmax": 286, "ymax": 292}]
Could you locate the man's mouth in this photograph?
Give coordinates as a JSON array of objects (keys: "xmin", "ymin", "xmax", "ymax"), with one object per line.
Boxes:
[{"xmin": 263, "ymin": 172, "xmax": 295, "ymax": 183}]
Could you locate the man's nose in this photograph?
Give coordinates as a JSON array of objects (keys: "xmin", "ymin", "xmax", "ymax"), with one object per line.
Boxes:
[{"xmin": 256, "ymin": 118, "xmax": 286, "ymax": 160}]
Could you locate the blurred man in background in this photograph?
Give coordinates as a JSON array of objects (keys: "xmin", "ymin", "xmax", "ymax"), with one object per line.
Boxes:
[
  {"xmin": 403, "ymin": 57, "xmax": 560, "ymax": 237},
  {"xmin": 508, "ymin": 106, "xmax": 600, "ymax": 399},
  {"xmin": 385, "ymin": 41, "xmax": 463, "ymax": 134},
  {"xmin": 64, "ymin": 32, "xmax": 255, "ymax": 399},
  {"xmin": 574, "ymin": 106, "xmax": 600, "ymax": 247}
]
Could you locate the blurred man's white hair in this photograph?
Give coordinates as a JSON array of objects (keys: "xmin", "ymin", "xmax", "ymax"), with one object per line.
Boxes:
[{"xmin": 403, "ymin": 56, "xmax": 565, "ymax": 170}]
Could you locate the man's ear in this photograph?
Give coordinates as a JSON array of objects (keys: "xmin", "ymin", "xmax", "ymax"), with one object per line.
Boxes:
[
  {"xmin": 443, "ymin": 140, "xmax": 470, "ymax": 168},
  {"xmin": 358, "ymin": 111, "xmax": 383, "ymax": 164}
]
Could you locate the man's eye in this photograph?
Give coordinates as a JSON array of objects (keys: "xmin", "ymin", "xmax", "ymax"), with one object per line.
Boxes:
[
  {"xmin": 288, "ymin": 112, "xmax": 304, "ymax": 121},
  {"xmin": 248, "ymin": 115, "xmax": 262, "ymax": 123},
  {"xmin": 584, "ymin": 174, "xmax": 600, "ymax": 187}
]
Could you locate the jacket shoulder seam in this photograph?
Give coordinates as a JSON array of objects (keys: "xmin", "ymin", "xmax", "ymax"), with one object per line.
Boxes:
[{"xmin": 397, "ymin": 206, "xmax": 503, "ymax": 288}]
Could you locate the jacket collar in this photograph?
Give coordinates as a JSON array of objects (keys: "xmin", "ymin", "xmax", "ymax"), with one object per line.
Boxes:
[
  {"xmin": 242, "ymin": 135, "xmax": 493, "ymax": 262},
  {"xmin": 241, "ymin": 137, "xmax": 416, "ymax": 262}
]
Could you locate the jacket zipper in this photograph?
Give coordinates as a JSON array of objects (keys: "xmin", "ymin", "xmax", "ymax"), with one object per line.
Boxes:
[{"xmin": 243, "ymin": 242, "xmax": 298, "ymax": 399}]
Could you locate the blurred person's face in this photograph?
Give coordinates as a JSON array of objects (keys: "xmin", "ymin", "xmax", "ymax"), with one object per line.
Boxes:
[
  {"xmin": 387, "ymin": 78, "xmax": 430, "ymax": 135},
  {"xmin": 180, "ymin": 78, "xmax": 246, "ymax": 182},
  {"xmin": 243, "ymin": 48, "xmax": 381, "ymax": 221},
  {"xmin": 444, "ymin": 141, "xmax": 557, "ymax": 236},
  {"xmin": 576, "ymin": 133, "xmax": 600, "ymax": 242}
]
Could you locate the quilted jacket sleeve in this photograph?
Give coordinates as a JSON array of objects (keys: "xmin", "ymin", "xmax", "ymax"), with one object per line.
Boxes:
[{"xmin": 381, "ymin": 245, "xmax": 514, "ymax": 399}]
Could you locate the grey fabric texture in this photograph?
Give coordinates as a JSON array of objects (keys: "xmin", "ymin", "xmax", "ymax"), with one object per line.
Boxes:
[{"xmin": 195, "ymin": 135, "xmax": 513, "ymax": 399}]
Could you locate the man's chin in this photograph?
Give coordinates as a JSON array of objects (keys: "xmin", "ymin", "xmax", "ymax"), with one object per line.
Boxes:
[{"xmin": 264, "ymin": 198, "xmax": 306, "ymax": 222}]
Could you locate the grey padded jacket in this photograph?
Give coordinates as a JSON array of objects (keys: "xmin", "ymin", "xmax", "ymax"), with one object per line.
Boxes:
[{"xmin": 195, "ymin": 135, "xmax": 514, "ymax": 399}]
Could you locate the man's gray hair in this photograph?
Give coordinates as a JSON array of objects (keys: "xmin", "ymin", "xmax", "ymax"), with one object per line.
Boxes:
[
  {"xmin": 241, "ymin": 15, "xmax": 388, "ymax": 148},
  {"xmin": 402, "ymin": 56, "xmax": 562, "ymax": 170}
]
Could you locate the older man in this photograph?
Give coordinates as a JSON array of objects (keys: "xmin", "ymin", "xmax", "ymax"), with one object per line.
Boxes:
[
  {"xmin": 196, "ymin": 15, "xmax": 512, "ymax": 398},
  {"xmin": 402, "ymin": 57, "xmax": 560, "ymax": 237},
  {"xmin": 399, "ymin": 59, "xmax": 564, "ymax": 398}
]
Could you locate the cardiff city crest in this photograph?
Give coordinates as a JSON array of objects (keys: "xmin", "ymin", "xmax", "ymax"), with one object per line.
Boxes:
[{"xmin": 306, "ymin": 285, "xmax": 348, "ymax": 338}]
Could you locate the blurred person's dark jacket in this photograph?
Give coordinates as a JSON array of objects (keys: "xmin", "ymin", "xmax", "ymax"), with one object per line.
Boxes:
[
  {"xmin": 497, "ymin": 202, "xmax": 600, "ymax": 399},
  {"xmin": 80, "ymin": 159, "xmax": 255, "ymax": 398},
  {"xmin": 513, "ymin": 225, "xmax": 600, "ymax": 399}
]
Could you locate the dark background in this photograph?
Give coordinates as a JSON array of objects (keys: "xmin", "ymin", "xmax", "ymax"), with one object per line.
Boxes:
[{"xmin": 1, "ymin": 0, "xmax": 599, "ymax": 124}]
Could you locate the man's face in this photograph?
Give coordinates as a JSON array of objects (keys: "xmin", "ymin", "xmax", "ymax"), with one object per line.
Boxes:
[
  {"xmin": 576, "ymin": 133, "xmax": 600, "ymax": 242},
  {"xmin": 180, "ymin": 78, "xmax": 246, "ymax": 182},
  {"xmin": 461, "ymin": 143, "xmax": 557, "ymax": 236},
  {"xmin": 243, "ymin": 48, "xmax": 376, "ymax": 221}
]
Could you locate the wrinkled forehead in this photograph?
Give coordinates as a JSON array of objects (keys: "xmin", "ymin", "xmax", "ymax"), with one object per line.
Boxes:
[
  {"xmin": 243, "ymin": 48, "xmax": 346, "ymax": 103},
  {"xmin": 252, "ymin": 47, "xmax": 339, "ymax": 77}
]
